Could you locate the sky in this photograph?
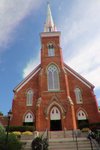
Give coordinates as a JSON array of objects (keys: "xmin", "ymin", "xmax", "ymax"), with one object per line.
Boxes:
[{"xmin": 0, "ymin": 0, "xmax": 100, "ymax": 115}]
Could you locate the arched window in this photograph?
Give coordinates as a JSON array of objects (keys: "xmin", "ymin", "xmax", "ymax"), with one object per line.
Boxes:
[
  {"xmin": 74, "ymin": 88, "xmax": 83, "ymax": 103},
  {"xmin": 47, "ymin": 65, "xmax": 60, "ymax": 90},
  {"xmin": 50, "ymin": 106, "xmax": 61, "ymax": 120},
  {"xmin": 48, "ymin": 43, "xmax": 55, "ymax": 56},
  {"xmin": 23, "ymin": 112, "xmax": 34, "ymax": 126},
  {"xmin": 77, "ymin": 110, "xmax": 87, "ymax": 120},
  {"xmin": 26, "ymin": 90, "xmax": 33, "ymax": 106},
  {"xmin": 24, "ymin": 113, "xmax": 33, "ymax": 122}
]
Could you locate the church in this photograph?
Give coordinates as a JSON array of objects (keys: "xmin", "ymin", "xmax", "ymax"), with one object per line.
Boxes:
[{"xmin": 11, "ymin": 4, "xmax": 100, "ymax": 131}]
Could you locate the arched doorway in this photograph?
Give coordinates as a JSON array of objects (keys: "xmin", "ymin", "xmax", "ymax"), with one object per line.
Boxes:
[
  {"xmin": 50, "ymin": 106, "xmax": 62, "ymax": 131},
  {"xmin": 77, "ymin": 110, "xmax": 89, "ymax": 129}
]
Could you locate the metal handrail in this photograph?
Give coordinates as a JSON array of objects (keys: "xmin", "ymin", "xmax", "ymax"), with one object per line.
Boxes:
[
  {"xmin": 72, "ymin": 130, "xmax": 79, "ymax": 150},
  {"xmin": 87, "ymin": 135, "xmax": 100, "ymax": 150},
  {"xmin": 88, "ymin": 138, "xmax": 93, "ymax": 150}
]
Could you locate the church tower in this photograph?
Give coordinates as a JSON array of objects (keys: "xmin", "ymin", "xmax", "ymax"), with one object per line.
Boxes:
[
  {"xmin": 36, "ymin": 3, "xmax": 77, "ymax": 131},
  {"xmin": 11, "ymin": 4, "xmax": 100, "ymax": 131}
]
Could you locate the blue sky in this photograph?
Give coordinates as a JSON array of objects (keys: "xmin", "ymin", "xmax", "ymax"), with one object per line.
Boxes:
[{"xmin": 0, "ymin": 0, "xmax": 100, "ymax": 115}]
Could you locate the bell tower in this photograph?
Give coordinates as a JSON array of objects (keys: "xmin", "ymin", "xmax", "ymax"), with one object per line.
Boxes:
[
  {"xmin": 40, "ymin": 3, "xmax": 64, "ymax": 69},
  {"xmin": 36, "ymin": 3, "xmax": 77, "ymax": 131}
]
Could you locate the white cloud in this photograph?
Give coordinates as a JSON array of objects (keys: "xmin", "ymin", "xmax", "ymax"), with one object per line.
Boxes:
[
  {"xmin": 97, "ymin": 98, "xmax": 100, "ymax": 102},
  {"xmin": 23, "ymin": 54, "xmax": 40, "ymax": 78},
  {"xmin": 60, "ymin": 0, "xmax": 100, "ymax": 49},
  {"xmin": 65, "ymin": 38, "xmax": 100, "ymax": 89},
  {"xmin": 22, "ymin": 0, "xmax": 100, "ymax": 92},
  {"xmin": 58, "ymin": 1, "xmax": 100, "ymax": 90},
  {"xmin": 0, "ymin": 0, "xmax": 42, "ymax": 50}
]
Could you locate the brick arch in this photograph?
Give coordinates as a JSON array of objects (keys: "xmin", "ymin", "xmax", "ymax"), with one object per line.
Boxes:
[
  {"xmin": 47, "ymin": 41, "xmax": 56, "ymax": 47},
  {"xmin": 44, "ymin": 96, "xmax": 66, "ymax": 119},
  {"xmin": 25, "ymin": 88, "xmax": 34, "ymax": 94}
]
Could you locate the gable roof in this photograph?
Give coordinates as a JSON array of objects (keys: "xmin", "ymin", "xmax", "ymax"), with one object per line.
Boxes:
[
  {"xmin": 64, "ymin": 63, "xmax": 94, "ymax": 89},
  {"xmin": 13, "ymin": 62, "xmax": 94, "ymax": 93},
  {"xmin": 13, "ymin": 64, "xmax": 41, "ymax": 92}
]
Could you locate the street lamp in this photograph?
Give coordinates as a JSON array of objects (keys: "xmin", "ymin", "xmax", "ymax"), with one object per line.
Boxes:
[{"xmin": 5, "ymin": 110, "xmax": 12, "ymax": 149}]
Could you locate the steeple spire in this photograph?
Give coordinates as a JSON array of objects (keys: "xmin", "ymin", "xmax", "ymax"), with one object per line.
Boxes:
[{"xmin": 44, "ymin": 3, "xmax": 57, "ymax": 32}]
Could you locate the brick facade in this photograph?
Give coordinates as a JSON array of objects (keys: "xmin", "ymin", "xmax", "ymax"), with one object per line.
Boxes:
[{"xmin": 11, "ymin": 6, "xmax": 100, "ymax": 131}]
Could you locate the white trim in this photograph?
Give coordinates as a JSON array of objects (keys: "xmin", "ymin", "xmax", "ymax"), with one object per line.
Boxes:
[
  {"xmin": 26, "ymin": 90, "xmax": 33, "ymax": 106},
  {"xmin": 46, "ymin": 101, "xmax": 65, "ymax": 116},
  {"xmin": 48, "ymin": 43, "xmax": 55, "ymax": 56},
  {"xmin": 47, "ymin": 64, "xmax": 60, "ymax": 90},
  {"xmin": 74, "ymin": 88, "xmax": 83, "ymax": 104},
  {"xmin": 14, "ymin": 65, "xmax": 41, "ymax": 92},
  {"xmin": 40, "ymin": 31, "xmax": 61, "ymax": 38},
  {"xmin": 64, "ymin": 66, "xmax": 92, "ymax": 89},
  {"xmin": 24, "ymin": 112, "xmax": 33, "ymax": 122}
]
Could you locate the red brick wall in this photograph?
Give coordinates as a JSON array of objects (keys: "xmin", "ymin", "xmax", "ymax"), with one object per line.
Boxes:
[{"xmin": 11, "ymin": 33, "xmax": 100, "ymax": 131}]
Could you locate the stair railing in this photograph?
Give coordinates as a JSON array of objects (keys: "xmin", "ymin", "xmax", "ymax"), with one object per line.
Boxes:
[
  {"xmin": 72, "ymin": 130, "xmax": 79, "ymax": 150},
  {"xmin": 89, "ymin": 138, "xmax": 94, "ymax": 150},
  {"xmin": 88, "ymin": 137, "xmax": 100, "ymax": 150},
  {"xmin": 87, "ymin": 131, "xmax": 100, "ymax": 150}
]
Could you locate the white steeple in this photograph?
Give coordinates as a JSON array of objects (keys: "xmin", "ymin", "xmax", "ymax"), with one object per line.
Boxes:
[{"xmin": 44, "ymin": 3, "xmax": 57, "ymax": 32}]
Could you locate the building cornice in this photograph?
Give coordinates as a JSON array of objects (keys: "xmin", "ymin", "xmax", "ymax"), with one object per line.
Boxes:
[{"xmin": 40, "ymin": 31, "xmax": 61, "ymax": 38}]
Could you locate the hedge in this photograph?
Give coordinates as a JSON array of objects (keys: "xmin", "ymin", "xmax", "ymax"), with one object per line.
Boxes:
[{"xmin": 6, "ymin": 126, "xmax": 35, "ymax": 132}]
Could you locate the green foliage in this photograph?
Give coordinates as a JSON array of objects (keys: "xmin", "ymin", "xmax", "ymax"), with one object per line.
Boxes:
[
  {"xmin": 31, "ymin": 136, "xmax": 48, "ymax": 150},
  {"xmin": 0, "ymin": 133, "xmax": 22, "ymax": 150},
  {"xmin": 8, "ymin": 125, "xmax": 35, "ymax": 132},
  {"xmin": 0, "ymin": 125, "xmax": 5, "ymax": 133},
  {"xmin": 0, "ymin": 112, "xmax": 3, "ymax": 115}
]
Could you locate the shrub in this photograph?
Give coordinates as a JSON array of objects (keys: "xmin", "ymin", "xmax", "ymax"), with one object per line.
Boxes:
[
  {"xmin": 22, "ymin": 131, "xmax": 33, "ymax": 135},
  {"xmin": 81, "ymin": 128, "xmax": 89, "ymax": 132},
  {"xmin": 12, "ymin": 131, "xmax": 21, "ymax": 135},
  {"xmin": 0, "ymin": 133, "xmax": 22, "ymax": 150},
  {"xmin": 8, "ymin": 126, "xmax": 35, "ymax": 132},
  {"xmin": 12, "ymin": 131, "xmax": 21, "ymax": 138},
  {"xmin": 31, "ymin": 136, "xmax": 48, "ymax": 150},
  {"xmin": 0, "ymin": 125, "xmax": 5, "ymax": 134}
]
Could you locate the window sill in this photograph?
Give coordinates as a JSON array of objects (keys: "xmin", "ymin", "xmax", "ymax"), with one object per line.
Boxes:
[
  {"xmin": 76, "ymin": 102, "xmax": 83, "ymax": 104},
  {"xmin": 26, "ymin": 105, "xmax": 32, "ymax": 107}
]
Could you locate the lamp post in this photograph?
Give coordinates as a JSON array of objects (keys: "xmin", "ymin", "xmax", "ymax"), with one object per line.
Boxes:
[{"xmin": 5, "ymin": 110, "xmax": 12, "ymax": 150}]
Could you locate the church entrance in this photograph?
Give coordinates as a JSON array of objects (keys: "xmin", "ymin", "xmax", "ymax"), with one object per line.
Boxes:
[{"xmin": 50, "ymin": 106, "xmax": 62, "ymax": 131}]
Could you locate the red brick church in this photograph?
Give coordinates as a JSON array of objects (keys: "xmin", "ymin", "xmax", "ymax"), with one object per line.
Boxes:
[{"xmin": 11, "ymin": 4, "xmax": 100, "ymax": 131}]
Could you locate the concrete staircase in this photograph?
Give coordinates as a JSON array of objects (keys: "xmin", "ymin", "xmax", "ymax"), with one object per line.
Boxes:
[
  {"xmin": 48, "ymin": 131, "xmax": 99, "ymax": 150},
  {"xmin": 20, "ymin": 131, "xmax": 99, "ymax": 150},
  {"xmin": 49, "ymin": 138, "xmax": 98, "ymax": 150},
  {"xmin": 20, "ymin": 135, "xmax": 33, "ymax": 150}
]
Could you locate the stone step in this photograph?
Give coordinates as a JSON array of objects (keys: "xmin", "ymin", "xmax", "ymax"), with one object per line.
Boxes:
[
  {"xmin": 49, "ymin": 148, "xmax": 97, "ymax": 150},
  {"xmin": 20, "ymin": 133, "xmax": 99, "ymax": 150},
  {"xmin": 48, "ymin": 130, "xmax": 85, "ymax": 139},
  {"xmin": 48, "ymin": 138, "xmax": 98, "ymax": 150}
]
